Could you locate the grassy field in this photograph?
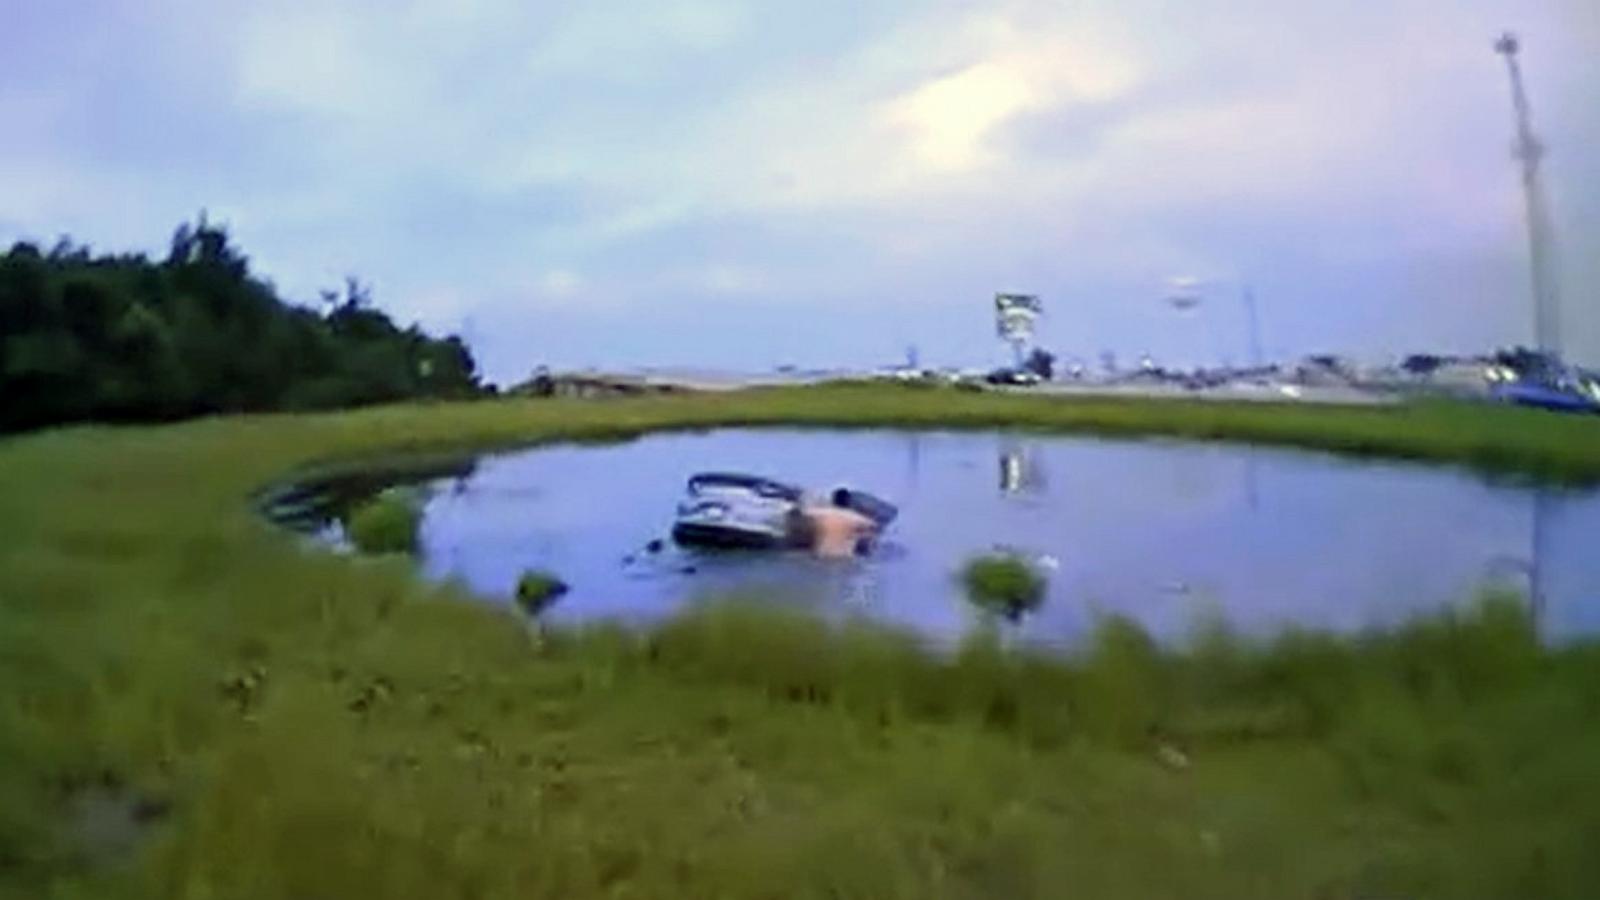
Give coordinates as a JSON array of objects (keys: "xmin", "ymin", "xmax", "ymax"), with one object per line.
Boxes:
[{"xmin": 4, "ymin": 385, "xmax": 1600, "ymax": 899}]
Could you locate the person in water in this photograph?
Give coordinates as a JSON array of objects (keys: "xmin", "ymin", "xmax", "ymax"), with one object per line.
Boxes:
[{"xmin": 789, "ymin": 489, "xmax": 878, "ymax": 557}]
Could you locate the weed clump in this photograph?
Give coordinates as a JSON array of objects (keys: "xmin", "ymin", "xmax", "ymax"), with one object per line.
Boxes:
[
  {"xmin": 960, "ymin": 552, "xmax": 1047, "ymax": 620},
  {"xmin": 345, "ymin": 489, "xmax": 421, "ymax": 555},
  {"xmin": 515, "ymin": 569, "xmax": 569, "ymax": 617}
]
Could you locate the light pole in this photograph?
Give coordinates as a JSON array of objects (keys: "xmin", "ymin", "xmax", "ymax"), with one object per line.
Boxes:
[
  {"xmin": 1494, "ymin": 32, "xmax": 1560, "ymax": 358},
  {"xmin": 1242, "ymin": 285, "xmax": 1263, "ymax": 370}
]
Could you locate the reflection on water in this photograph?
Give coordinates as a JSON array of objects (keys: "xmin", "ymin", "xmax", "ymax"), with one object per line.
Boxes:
[
  {"xmin": 283, "ymin": 430, "xmax": 1600, "ymax": 647},
  {"xmin": 998, "ymin": 443, "xmax": 1046, "ymax": 495},
  {"xmin": 1528, "ymin": 492, "xmax": 1555, "ymax": 629}
]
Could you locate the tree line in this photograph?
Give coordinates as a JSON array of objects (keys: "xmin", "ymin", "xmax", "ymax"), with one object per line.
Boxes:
[{"xmin": 0, "ymin": 216, "xmax": 484, "ymax": 432}]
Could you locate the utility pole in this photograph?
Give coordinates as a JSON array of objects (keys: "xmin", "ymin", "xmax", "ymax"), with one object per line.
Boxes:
[
  {"xmin": 1241, "ymin": 285, "xmax": 1263, "ymax": 369},
  {"xmin": 1163, "ymin": 277, "xmax": 1263, "ymax": 369},
  {"xmin": 1494, "ymin": 31, "xmax": 1560, "ymax": 358}
]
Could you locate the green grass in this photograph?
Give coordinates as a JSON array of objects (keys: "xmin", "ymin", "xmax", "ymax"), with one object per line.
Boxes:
[
  {"xmin": 3, "ymin": 386, "xmax": 1600, "ymax": 898},
  {"xmin": 345, "ymin": 489, "xmax": 422, "ymax": 555},
  {"xmin": 960, "ymin": 552, "xmax": 1047, "ymax": 619}
]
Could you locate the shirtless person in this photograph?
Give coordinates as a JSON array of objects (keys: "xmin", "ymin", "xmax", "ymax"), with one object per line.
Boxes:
[{"xmin": 790, "ymin": 490, "xmax": 879, "ymax": 558}]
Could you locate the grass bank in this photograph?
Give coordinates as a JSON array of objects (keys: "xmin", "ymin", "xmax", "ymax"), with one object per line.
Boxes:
[{"xmin": 3, "ymin": 386, "xmax": 1600, "ymax": 899}]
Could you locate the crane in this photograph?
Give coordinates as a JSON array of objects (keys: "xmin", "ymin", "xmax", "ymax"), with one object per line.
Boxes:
[{"xmin": 1494, "ymin": 31, "xmax": 1561, "ymax": 358}]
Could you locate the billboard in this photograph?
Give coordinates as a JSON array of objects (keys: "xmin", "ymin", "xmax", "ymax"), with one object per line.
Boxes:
[{"xmin": 994, "ymin": 293, "xmax": 1042, "ymax": 344}]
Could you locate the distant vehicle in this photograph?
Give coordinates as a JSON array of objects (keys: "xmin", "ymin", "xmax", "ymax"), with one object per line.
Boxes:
[
  {"xmin": 1486, "ymin": 352, "xmax": 1600, "ymax": 415},
  {"xmin": 879, "ymin": 367, "xmax": 928, "ymax": 382},
  {"xmin": 985, "ymin": 367, "xmax": 1042, "ymax": 387},
  {"xmin": 1491, "ymin": 381, "xmax": 1600, "ymax": 415}
]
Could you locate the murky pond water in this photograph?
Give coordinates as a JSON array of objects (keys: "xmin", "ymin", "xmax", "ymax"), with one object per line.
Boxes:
[{"xmin": 274, "ymin": 429, "xmax": 1600, "ymax": 646}]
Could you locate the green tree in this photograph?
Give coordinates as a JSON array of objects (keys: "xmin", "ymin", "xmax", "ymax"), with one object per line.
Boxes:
[{"xmin": 0, "ymin": 218, "xmax": 485, "ymax": 432}]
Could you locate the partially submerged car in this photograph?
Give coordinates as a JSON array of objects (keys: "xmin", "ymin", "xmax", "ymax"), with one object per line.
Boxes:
[
  {"xmin": 671, "ymin": 473, "xmax": 805, "ymax": 549},
  {"xmin": 670, "ymin": 472, "xmax": 897, "ymax": 551}
]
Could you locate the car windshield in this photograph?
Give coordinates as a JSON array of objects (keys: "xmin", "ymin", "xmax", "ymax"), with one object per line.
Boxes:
[{"xmin": 687, "ymin": 473, "xmax": 802, "ymax": 501}]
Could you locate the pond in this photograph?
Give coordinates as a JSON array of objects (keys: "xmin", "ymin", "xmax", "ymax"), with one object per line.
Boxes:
[{"xmin": 270, "ymin": 429, "xmax": 1600, "ymax": 647}]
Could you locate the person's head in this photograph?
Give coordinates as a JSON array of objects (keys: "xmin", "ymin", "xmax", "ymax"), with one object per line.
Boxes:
[{"xmin": 831, "ymin": 487, "xmax": 851, "ymax": 507}]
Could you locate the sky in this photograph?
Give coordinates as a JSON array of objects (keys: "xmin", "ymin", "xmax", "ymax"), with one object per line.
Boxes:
[{"xmin": 2, "ymin": 0, "xmax": 1596, "ymax": 384}]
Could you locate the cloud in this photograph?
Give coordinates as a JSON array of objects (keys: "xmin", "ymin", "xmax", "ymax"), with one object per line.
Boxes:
[
  {"xmin": 537, "ymin": 269, "xmax": 585, "ymax": 299},
  {"xmin": 693, "ymin": 263, "xmax": 767, "ymax": 296},
  {"xmin": 530, "ymin": 0, "xmax": 750, "ymax": 75},
  {"xmin": 887, "ymin": 60, "xmax": 1039, "ymax": 172}
]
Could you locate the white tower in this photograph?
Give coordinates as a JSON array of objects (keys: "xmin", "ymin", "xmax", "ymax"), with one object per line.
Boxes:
[{"xmin": 1495, "ymin": 32, "xmax": 1560, "ymax": 357}]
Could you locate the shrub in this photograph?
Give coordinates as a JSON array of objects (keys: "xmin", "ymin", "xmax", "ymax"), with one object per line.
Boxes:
[
  {"xmin": 515, "ymin": 569, "xmax": 569, "ymax": 617},
  {"xmin": 345, "ymin": 489, "xmax": 421, "ymax": 555},
  {"xmin": 959, "ymin": 553, "xmax": 1047, "ymax": 620}
]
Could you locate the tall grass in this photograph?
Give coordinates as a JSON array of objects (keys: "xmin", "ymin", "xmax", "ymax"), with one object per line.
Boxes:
[
  {"xmin": 3, "ymin": 386, "xmax": 1600, "ymax": 898},
  {"xmin": 563, "ymin": 591, "xmax": 1552, "ymax": 749}
]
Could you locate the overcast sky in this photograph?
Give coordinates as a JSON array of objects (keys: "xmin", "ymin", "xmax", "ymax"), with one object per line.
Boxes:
[{"xmin": 2, "ymin": 0, "xmax": 1595, "ymax": 383}]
